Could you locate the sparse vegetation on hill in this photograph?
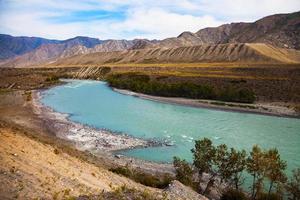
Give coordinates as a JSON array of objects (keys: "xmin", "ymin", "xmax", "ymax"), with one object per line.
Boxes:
[
  {"xmin": 110, "ymin": 166, "xmax": 173, "ymax": 189},
  {"xmin": 77, "ymin": 185, "xmax": 163, "ymax": 200},
  {"xmin": 107, "ymin": 73, "xmax": 256, "ymax": 103},
  {"xmin": 173, "ymin": 157, "xmax": 194, "ymax": 188}
]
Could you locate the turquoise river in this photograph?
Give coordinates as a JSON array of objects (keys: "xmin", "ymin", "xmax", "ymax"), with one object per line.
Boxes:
[{"xmin": 41, "ymin": 79, "xmax": 300, "ymax": 173}]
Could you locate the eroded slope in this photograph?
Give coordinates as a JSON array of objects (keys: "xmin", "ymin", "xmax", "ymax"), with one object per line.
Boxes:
[{"xmin": 51, "ymin": 43, "xmax": 300, "ymax": 67}]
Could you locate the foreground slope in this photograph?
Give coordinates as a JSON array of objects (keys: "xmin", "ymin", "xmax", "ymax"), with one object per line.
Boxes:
[{"xmin": 0, "ymin": 126, "xmax": 143, "ymax": 199}]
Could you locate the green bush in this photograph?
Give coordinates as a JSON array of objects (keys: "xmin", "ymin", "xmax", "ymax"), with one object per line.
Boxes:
[
  {"xmin": 217, "ymin": 87, "xmax": 255, "ymax": 103},
  {"xmin": 221, "ymin": 189, "xmax": 249, "ymax": 200},
  {"xmin": 173, "ymin": 157, "xmax": 194, "ymax": 187},
  {"xmin": 100, "ymin": 67, "xmax": 111, "ymax": 75},
  {"xmin": 77, "ymin": 186, "xmax": 160, "ymax": 200},
  {"xmin": 110, "ymin": 166, "xmax": 133, "ymax": 177},
  {"xmin": 45, "ymin": 75, "xmax": 59, "ymax": 82},
  {"xmin": 134, "ymin": 171, "xmax": 172, "ymax": 188},
  {"xmin": 109, "ymin": 166, "xmax": 173, "ymax": 189}
]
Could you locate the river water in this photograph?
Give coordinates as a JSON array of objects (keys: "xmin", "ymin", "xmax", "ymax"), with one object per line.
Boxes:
[{"xmin": 41, "ymin": 79, "xmax": 300, "ymax": 174}]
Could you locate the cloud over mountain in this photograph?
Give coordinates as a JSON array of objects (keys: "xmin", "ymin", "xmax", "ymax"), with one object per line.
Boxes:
[{"xmin": 1, "ymin": 0, "xmax": 299, "ymax": 40}]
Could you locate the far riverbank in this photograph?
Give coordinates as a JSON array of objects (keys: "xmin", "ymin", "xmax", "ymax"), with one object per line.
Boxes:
[{"xmin": 114, "ymin": 88, "xmax": 299, "ymax": 118}]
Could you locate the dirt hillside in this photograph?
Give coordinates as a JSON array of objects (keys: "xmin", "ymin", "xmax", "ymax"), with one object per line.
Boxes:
[
  {"xmin": 0, "ymin": 125, "xmax": 161, "ymax": 199},
  {"xmin": 49, "ymin": 43, "xmax": 300, "ymax": 67}
]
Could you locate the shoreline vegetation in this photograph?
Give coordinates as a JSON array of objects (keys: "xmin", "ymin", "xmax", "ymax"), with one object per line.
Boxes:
[{"xmin": 107, "ymin": 73, "xmax": 256, "ymax": 103}]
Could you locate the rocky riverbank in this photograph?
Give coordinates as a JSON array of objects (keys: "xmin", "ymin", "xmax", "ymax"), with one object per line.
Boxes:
[{"xmin": 33, "ymin": 91, "xmax": 149, "ymax": 152}]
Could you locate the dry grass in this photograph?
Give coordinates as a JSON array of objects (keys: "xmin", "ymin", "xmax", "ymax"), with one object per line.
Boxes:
[
  {"xmin": 248, "ymin": 43, "xmax": 300, "ymax": 63},
  {"xmin": 125, "ymin": 71, "xmax": 287, "ymax": 80},
  {"xmin": 44, "ymin": 62, "xmax": 300, "ymax": 69}
]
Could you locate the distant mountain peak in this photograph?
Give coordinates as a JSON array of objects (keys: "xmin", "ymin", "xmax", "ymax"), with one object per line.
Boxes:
[{"xmin": 177, "ymin": 31, "xmax": 196, "ymax": 38}]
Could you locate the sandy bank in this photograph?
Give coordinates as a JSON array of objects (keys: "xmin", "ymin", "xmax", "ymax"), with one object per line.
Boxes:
[{"xmin": 114, "ymin": 88, "xmax": 299, "ymax": 118}]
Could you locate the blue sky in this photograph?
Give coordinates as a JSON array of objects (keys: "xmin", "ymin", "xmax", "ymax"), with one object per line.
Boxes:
[{"xmin": 0, "ymin": 0, "xmax": 300, "ymax": 40}]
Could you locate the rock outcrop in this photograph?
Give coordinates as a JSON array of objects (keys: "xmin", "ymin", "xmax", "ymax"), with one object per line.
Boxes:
[{"xmin": 165, "ymin": 180, "xmax": 209, "ymax": 200}]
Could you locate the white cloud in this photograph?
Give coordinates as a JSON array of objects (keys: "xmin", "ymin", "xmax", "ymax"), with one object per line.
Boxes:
[
  {"xmin": 109, "ymin": 8, "xmax": 223, "ymax": 39},
  {"xmin": 198, "ymin": 0, "xmax": 300, "ymax": 21},
  {"xmin": 0, "ymin": 0, "xmax": 299, "ymax": 40}
]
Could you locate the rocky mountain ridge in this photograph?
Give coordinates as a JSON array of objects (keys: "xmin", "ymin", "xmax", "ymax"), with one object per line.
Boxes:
[{"xmin": 151, "ymin": 11, "xmax": 300, "ymax": 49}]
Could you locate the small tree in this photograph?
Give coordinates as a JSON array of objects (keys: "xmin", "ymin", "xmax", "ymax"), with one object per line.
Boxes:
[
  {"xmin": 173, "ymin": 156, "xmax": 194, "ymax": 187},
  {"xmin": 227, "ymin": 148, "xmax": 247, "ymax": 190},
  {"xmin": 247, "ymin": 145, "xmax": 266, "ymax": 199},
  {"xmin": 264, "ymin": 148, "xmax": 287, "ymax": 197},
  {"xmin": 286, "ymin": 168, "xmax": 300, "ymax": 200},
  {"xmin": 191, "ymin": 138, "xmax": 216, "ymax": 175},
  {"xmin": 214, "ymin": 145, "xmax": 247, "ymax": 190},
  {"xmin": 191, "ymin": 138, "xmax": 216, "ymax": 194},
  {"xmin": 215, "ymin": 144, "xmax": 231, "ymax": 183},
  {"xmin": 191, "ymin": 138, "xmax": 247, "ymax": 194}
]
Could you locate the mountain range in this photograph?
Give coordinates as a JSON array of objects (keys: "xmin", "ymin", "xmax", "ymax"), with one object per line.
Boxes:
[{"xmin": 0, "ymin": 11, "xmax": 299, "ymax": 67}]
